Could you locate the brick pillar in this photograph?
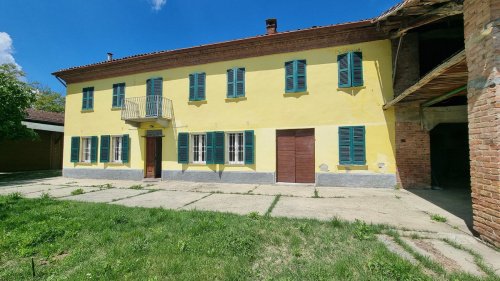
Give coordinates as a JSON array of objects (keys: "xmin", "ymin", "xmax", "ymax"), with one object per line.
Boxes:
[
  {"xmin": 393, "ymin": 34, "xmax": 432, "ymax": 189},
  {"xmin": 464, "ymin": 0, "xmax": 499, "ymax": 246}
]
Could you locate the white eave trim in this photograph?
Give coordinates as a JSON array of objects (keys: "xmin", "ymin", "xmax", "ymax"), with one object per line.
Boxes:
[{"xmin": 22, "ymin": 121, "xmax": 64, "ymax": 133}]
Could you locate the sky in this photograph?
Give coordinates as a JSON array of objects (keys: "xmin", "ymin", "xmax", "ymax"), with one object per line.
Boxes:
[{"xmin": 0, "ymin": 0, "xmax": 400, "ymax": 94}]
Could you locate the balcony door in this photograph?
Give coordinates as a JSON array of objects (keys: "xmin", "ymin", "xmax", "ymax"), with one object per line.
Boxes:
[{"xmin": 146, "ymin": 78, "xmax": 163, "ymax": 117}]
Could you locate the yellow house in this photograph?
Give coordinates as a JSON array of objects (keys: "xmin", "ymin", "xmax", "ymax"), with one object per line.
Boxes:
[{"xmin": 53, "ymin": 19, "xmax": 396, "ymax": 187}]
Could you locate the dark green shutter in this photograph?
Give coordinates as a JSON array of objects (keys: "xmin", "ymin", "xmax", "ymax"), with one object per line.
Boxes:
[
  {"xmin": 197, "ymin": 73, "xmax": 206, "ymax": 100},
  {"xmin": 189, "ymin": 74, "xmax": 195, "ymax": 101},
  {"xmin": 339, "ymin": 127, "xmax": 351, "ymax": 164},
  {"xmin": 70, "ymin": 136, "xmax": 80, "ymax": 163},
  {"xmin": 351, "ymin": 52, "xmax": 363, "ymax": 87},
  {"xmin": 88, "ymin": 88, "xmax": 94, "ymax": 109},
  {"xmin": 122, "ymin": 134, "xmax": 130, "ymax": 163},
  {"xmin": 227, "ymin": 69, "xmax": 235, "ymax": 98},
  {"xmin": 296, "ymin": 60, "xmax": 306, "ymax": 91},
  {"xmin": 206, "ymin": 132, "xmax": 215, "ymax": 164},
  {"xmin": 90, "ymin": 136, "xmax": 98, "ymax": 163},
  {"xmin": 285, "ymin": 61, "xmax": 294, "ymax": 92},
  {"xmin": 100, "ymin": 135, "xmax": 110, "ymax": 163},
  {"xmin": 338, "ymin": 53, "xmax": 351, "ymax": 88},
  {"xmin": 112, "ymin": 84, "xmax": 118, "ymax": 107},
  {"xmin": 244, "ymin": 130, "xmax": 254, "ymax": 164},
  {"xmin": 82, "ymin": 89, "xmax": 88, "ymax": 110},
  {"xmin": 146, "ymin": 79, "xmax": 152, "ymax": 96},
  {"xmin": 352, "ymin": 126, "xmax": 366, "ymax": 165},
  {"xmin": 153, "ymin": 78, "xmax": 163, "ymax": 96},
  {"xmin": 214, "ymin": 131, "xmax": 225, "ymax": 164},
  {"xmin": 178, "ymin": 133, "xmax": 189, "ymax": 164},
  {"xmin": 236, "ymin": 68, "xmax": 245, "ymax": 97}
]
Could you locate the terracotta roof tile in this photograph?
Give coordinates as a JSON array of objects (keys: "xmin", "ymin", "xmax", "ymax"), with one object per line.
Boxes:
[{"xmin": 25, "ymin": 108, "xmax": 64, "ymax": 125}]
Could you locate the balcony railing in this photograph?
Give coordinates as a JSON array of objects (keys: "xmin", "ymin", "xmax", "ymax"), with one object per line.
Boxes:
[{"xmin": 121, "ymin": 96, "xmax": 173, "ymax": 122}]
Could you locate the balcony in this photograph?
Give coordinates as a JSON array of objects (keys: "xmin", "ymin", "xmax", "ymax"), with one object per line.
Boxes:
[{"xmin": 121, "ymin": 96, "xmax": 173, "ymax": 127}]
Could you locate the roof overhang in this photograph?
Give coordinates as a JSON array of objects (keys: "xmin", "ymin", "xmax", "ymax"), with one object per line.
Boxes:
[
  {"xmin": 22, "ymin": 121, "xmax": 64, "ymax": 133},
  {"xmin": 383, "ymin": 50, "xmax": 467, "ymax": 109},
  {"xmin": 52, "ymin": 20, "xmax": 386, "ymax": 84}
]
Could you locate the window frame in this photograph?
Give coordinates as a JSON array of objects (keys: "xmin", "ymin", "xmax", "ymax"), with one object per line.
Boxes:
[
  {"xmin": 285, "ymin": 60, "xmax": 307, "ymax": 93},
  {"xmin": 110, "ymin": 135, "xmax": 123, "ymax": 163},
  {"xmin": 226, "ymin": 132, "xmax": 245, "ymax": 165},
  {"xmin": 80, "ymin": 137, "xmax": 92, "ymax": 163},
  {"xmin": 189, "ymin": 72, "xmax": 206, "ymax": 101},
  {"xmin": 190, "ymin": 133, "xmax": 207, "ymax": 164},
  {"xmin": 227, "ymin": 67, "xmax": 245, "ymax": 98},
  {"xmin": 82, "ymin": 87, "xmax": 94, "ymax": 110},
  {"xmin": 112, "ymin": 83, "xmax": 126, "ymax": 108}
]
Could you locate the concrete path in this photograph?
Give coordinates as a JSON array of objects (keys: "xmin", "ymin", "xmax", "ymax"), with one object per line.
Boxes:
[{"xmin": 1, "ymin": 176, "xmax": 498, "ymax": 278}]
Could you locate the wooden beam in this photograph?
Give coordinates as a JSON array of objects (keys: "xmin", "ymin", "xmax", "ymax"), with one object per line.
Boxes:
[
  {"xmin": 390, "ymin": 2, "xmax": 463, "ymax": 38},
  {"xmin": 421, "ymin": 85, "xmax": 467, "ymax": 107},
  {"xmin": 383, "ymin": 50, "xmax": 465, "ymax": 109}
]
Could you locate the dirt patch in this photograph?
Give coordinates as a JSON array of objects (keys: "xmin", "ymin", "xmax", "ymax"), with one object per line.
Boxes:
[{"xmin": 413, "ymin": 239, "xmax": 460, "ymax": 272}]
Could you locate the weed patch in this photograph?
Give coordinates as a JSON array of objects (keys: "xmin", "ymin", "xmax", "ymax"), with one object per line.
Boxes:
[{"xmin": 71, "ymin": 188, "xmax": 84, "ymax": 195}]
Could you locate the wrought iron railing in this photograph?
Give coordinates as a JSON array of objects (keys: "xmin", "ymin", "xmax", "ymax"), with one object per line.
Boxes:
[{"xmin": 121, "ymin": 96, "xmax": 173, "ymax": 121}]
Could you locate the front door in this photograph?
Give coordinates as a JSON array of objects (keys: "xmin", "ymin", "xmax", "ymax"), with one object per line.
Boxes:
[
  {"xmin": 276, "ymin": 129, "xmax": 315, "ymax": 183},
  {"xmin": 146, "ymin": 137, "xmax": 162, "ymax": 178}
]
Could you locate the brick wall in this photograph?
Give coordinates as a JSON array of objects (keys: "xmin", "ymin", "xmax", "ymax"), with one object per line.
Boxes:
[
  {"xmin": 464, "ymin": 0, "xmax": 499, "ymax": 246},
  {"xmin": 393, "ymin": 34, "xmax": 432, "ymax": 188}
]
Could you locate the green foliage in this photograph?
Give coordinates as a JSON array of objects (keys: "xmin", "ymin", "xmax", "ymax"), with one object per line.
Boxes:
[
  {"xmin": 31, "ymin": 83, "xmax": 65, "ymax": 113},
  {"xmin": 129, "ymin": 184, "xmax": 144, "ymax": 190},
  {"xmin": 353, "ymin": 219, "xmax": 376, "ymax": 240},
  {"xmin": 70, "ymin": 188, "xmax": 84, "ymax": 195},
  {"xmin": 430, "ymin": 214, "xmax": 447, "ymax": 222},
  {"xmin": 40, "ymin": 192, "xmax": 51, "ymax": 199},
  {"xmin": 0, "ymin": 64, "xmax": 37, "ymax": 141},
  {"xmin": 7, "ymin": 192, "xmax": 22, "ymax": 200}
]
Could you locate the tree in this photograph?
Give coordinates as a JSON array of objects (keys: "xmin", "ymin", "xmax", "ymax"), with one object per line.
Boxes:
[
  {"xmin": 0, "ymin": 63, "xmax": 37, "ymax": 141},
  {"xmin": 32, "ymin": 84, "xmax": 65, "ymax": 113}
]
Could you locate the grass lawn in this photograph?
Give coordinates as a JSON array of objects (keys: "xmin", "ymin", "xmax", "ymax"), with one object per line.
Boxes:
[{"xmin": 0, "ymin": 194, "xmax": 491, "ymax": 280}]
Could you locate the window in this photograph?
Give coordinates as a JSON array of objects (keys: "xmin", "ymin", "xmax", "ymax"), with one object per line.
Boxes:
[
  {"xmin": 338, "ymin": 126, "xmax": 366, "ymax": 165},
  {"xmin": 111, "ymin": 136, "xmax": 123, "ymax": 162},
  {"xmin": 112, "ymin": 83, "xmax": 125, "ymax": 108},
  {"xmin": 227, "ymin": 68, "xmax": 245, "ymax": 98},
  {"xmin": 189, "ymin": 73, "xmax": 206, "ymax": 101},
  {"xmin": 81, "ymin": 137, "xmax": 92, "ymax": 163},
  {"xmin": 82, "ymin": 87, "xmax": 94, "ymax": 110},
  {"xmin": 191, "ymin": 134, "xmax": 206, "ymax": 163},
  {"xmin": 285, "ymin": 60, "xmax": 307, "ymax": 93},
  {"xmin": 227, "ymin": 132, "xmax": 244, "ymax": 164},
  {"xmin": 338, "ymin": 51, "xmax": 363, "ymax": 88}
]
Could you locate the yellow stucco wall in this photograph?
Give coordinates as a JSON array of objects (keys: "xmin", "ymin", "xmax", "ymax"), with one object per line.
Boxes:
[{"xmin": 63, "ymin": 39, "xmax": 395, "ymax": 176}]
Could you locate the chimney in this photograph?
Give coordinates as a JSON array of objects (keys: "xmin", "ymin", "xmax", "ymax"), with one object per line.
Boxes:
[
  {"xmin": 107, "ymin": 52, "xmax": 113, "ymax": 61},
  {"xmin": 266, "ymin": 18, "xmax": 277, "ymax": 35}
]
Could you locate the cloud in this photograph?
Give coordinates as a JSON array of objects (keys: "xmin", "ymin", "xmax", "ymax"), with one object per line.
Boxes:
[
  {"xmin": 0, "ymin": 32, "xmax": 21, "ymax": 69},
  {"xmin": 150, "ymin": 0, "xmax": 167, "ymax": 11}
]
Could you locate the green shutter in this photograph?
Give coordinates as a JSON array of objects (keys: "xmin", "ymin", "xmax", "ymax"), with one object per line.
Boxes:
[
  {"xmin": 236, "ymin": 68, "xmax": 245, "ymax": 97},
  {"xmin": 82, "ymin": 89, "xmax": 88, "ymax": 110},
  {"xmin": 296, "ymin": 60, "xmax": 306, "ymax": 91},
  {"xmin": 146, "ymin": 79, "xmax": 152, "ymax": 96},
  {"xmin": 227, "ymin": 69, "xmax": 235, "ymax": 98},
  {"xmin": 351, "ymin": 52, "xmax": 363, "ymax": 87},
  {"xmin": 189, "ymin": 74, "xmax": 195, "ymax": 101},
  {"xmin": 90, "ymin": 136, "xmax": 98, "ymax": 163},
  {"xmin": 112, "ymin": 84, "xmax": 118, "ymax": 107},
  {"xmin": 214, "ymin": 131, "xmax": 225, "ymax": 164},
  {"xmin": 122, "ymin": 134, "xmax": 130, "ymax": 163},
  {"xmin": 100, "ymin": 135, "xmax": 110, "ymax": 163},
  {"xmin": 352, "ymin": 126, "xmax": 366, "ymax": 165},
  {"xmin": 120, "ymin": 83, "xmax": 126, "ymax": 107},
  {"xmin": 70, "ymin": 136, "xmax": 80, "ymax": 163},
  {"xmin": 339, "ymin": 127, "xmax": 351, "ymax": 164},
  {"xmin": 244, "ymin": 130, "xmax": 254, "ymax": 164},
  {"xmin": 178, "ymin": 133, "xmax": 189, "ymax": 164},
  {"xmin": 153, "ymin": 78, "xmax": 163, "ymax": 96},
  {"xmin": 285, "ymin": 61, "xmax": 294, "ymax": 92},
  {"xmin": 197, "ymin": 73, "xmax": 206, "ymax": 100},
  {"xmin": 88, "ymin": 87, "xmax": 94, "ymax": 109},
  {"xmin": 338, "ymin": 53, "xmax": 351, "ymax": 88},
  {"xmin": 206, "ymin": 132, "xmax": 215, "ymax": 164}
]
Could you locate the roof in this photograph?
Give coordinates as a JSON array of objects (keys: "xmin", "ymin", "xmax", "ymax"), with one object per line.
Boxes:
[
  {"xmin": 53, "ymin": 19, "xmax": 385, "ymax": 84},
  {"xmin": 25, "ymin": 108, "xmax": 65, "ymax": 125}
]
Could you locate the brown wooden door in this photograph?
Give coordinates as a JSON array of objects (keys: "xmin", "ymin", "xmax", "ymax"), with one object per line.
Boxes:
[
  {"xmin": 276, "ymin": 129, "xmax": 315, "ymax": 183},
  {"xmin": 146, "ymin": 137, "xmax": 156, "ymax": 178}
]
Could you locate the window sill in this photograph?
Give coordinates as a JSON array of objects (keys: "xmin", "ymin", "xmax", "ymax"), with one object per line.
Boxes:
[
  {"xmin": 105, "ymin": 161, "xmax": 124, "ymax": 165},
  {"xmin": 226, "ymin": 163, "xmax": 246, "ymax": 166},
  {"xmin": 81, "ymin": 109, "xmax": 94, "ymax": 113},
  {"xmin": 284, "ymin": 91, "xmax": 308, "ymax": 97},
  {"xmin": 337, "ymin": 164, "xmax": 368, "ymax": 170},
  {"xmin": 337, "ymin": 85, "xmax": 365, "ymax": 90},
  {"xmin": 225, "ymin": 97, "xmax": 247, "ymax": 102},
  {"xmin": 76, "ymin": 162, "xmax": 93, "ymax": 165},
  {"xmin": 189, "ymin": 163, "xmax": 207, "ymax": 166},
  {"xmin": 188, "ymin": 100, "xmax": 207, "ymax": 105},
  {"xmin": 111, "ymin": 107, "xmax": 122, "ymax": 111}
]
